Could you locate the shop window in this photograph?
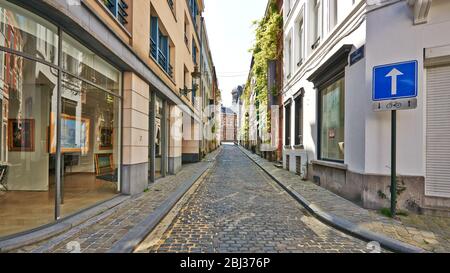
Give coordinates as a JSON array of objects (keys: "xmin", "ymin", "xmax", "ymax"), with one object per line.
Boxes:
[
  {"xmin": 319, "ymin": 77, "xmax": 345, "ymax": 162},
  {"xmin": 0, "ymin": 53, "xmax": 57, "ymax": 237},
  {"xmin": 0, "ymin": 1, "xmax": 122, "ymax": 238},
  {"xmin": 62, "ymin": 33, "xmax": 121, "ymax": 94},
  {"xmin": 155, "ymin": 96, "xmax": 163, "ymax": 179}
]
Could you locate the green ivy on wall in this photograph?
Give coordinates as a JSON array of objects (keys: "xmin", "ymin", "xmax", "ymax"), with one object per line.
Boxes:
[{"xmin": 246, "ymin": 0, "xmax": 282, "ymax": 133}]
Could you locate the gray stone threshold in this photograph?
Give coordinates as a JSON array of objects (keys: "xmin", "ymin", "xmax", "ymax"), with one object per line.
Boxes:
[
  {"xmin": 237, "ymin": 145, "xmax": 425, "ymax": 253},
  {"xmin": 0, "ymin": 195, "xmax": 130, "ymax": 252}
]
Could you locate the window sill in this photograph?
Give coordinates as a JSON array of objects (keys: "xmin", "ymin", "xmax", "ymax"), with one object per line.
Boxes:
[
  {"xmin": 311, "ymin": 160, "xmax": 347, "ymax": 170},
  {"xmin": 284, "ymin": 145, "xmax": 292, "ymax": 149},
  {"xmin": 293, "ymin": 144, "xmax": 304, "ymax": 150}
]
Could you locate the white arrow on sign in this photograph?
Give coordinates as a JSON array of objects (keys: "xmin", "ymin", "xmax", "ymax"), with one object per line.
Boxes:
[{"xmin": 385, "ymin": 68, "xmax": 403, "ymax": 96}]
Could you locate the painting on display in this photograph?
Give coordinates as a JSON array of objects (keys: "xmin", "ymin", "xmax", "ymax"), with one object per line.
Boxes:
[
  {"xmin": 50, "ymin": 113, "xmax": 90, "ymax": 154},
  {"xmin": 8, "ymin": 119, "xmax": 35, "ymax": 152},
  {"xmin": 99, "ymin": 127, "xmax": 113, "ymax": 150}
]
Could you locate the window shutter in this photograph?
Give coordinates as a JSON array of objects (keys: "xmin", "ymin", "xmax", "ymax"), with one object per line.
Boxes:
[{"xmin": 426, "ymin": 65, "xmax": 450, "ymax": 197}]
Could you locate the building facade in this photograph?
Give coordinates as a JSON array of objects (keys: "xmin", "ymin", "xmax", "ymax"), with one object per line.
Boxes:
[
  {"xmin": 0, "ymin": 0, "xmax": 218, "ymax": 240},
  {"xmin": 241, "ymin": 0, "xmax": 284, "ymax": 160},
  {"xmin": 199, "ymin": 17, "xmax": 218, "ymax": 156},
  {"xmin": 220, "ymin": 106, "xmax": 236, "ymax": 143},
  {"xmin": 282, "ymin": 0, "xmax": 450, "ymax": 214}
]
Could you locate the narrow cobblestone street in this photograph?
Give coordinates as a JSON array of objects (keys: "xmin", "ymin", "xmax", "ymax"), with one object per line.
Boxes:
[{"xmin": 142, "ymin": 144, "xmax": 375, "ymax": 253}]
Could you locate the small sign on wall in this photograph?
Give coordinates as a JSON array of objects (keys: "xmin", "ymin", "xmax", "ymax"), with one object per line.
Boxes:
[{"xmin": 350, "ymin": 46, "xmax": 365, "ymax": 66}]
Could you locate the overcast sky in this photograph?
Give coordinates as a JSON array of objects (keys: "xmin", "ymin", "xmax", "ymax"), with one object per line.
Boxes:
[{"xmin": 203, "ymin": 0, "xmax": 267, "ymax": 107}]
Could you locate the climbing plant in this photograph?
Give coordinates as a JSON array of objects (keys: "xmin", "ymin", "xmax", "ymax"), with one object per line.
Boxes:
[{"xmin": 249, "ymin": 0, "xmax": 282, "ymax": 131}]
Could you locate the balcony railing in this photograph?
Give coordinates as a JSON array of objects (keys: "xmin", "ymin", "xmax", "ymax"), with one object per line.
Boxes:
[
  {"xmin": 150, "ymin": 39, "xmax": 173, "ymax": 78},
  {"xmin": 158, "ymin": 49, "xmax": 168, "ymax": 72},
  {"xmin": 150, "ymin": 38, "xmax": 157, "ymax": 59},
  {"xmin": 103, "ymin": 0, "xmax": 128, "ymax": 26}
]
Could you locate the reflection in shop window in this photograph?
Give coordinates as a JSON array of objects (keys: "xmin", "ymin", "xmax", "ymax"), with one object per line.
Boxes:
[
  {"xmin": 62, "ymin": 33, "xmax": 120, "ymax": 94},
  {"xmin": 0, "ymin": 0, "xmax": 59, "ymax": 64},
  {"xmin": 155, "ymin": 96, "xmax": 163, "ymax": 179},
  {"xmin": 58, "ymin": 73, "xmax": 120, "ymax": 218},
  {"xmin": 0, "ymin": 53, "xmax": 58, "ymax": 237}
]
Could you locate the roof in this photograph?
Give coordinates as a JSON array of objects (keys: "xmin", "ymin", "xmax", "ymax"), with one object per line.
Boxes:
[{"xmin": 221, "ymin": 106, "xmax": 236, "ymax": 115}]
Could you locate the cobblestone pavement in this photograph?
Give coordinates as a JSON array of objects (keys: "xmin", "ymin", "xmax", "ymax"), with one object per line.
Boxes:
[
  {"xmin": 13, "ymin": 149, "xmax": 220, "ymax": 253},
  {"xmin": 239, "ymin": 146, "xmax": 450, "ymax": 253},
  {"xmin": 145, "ymin": 144, "xmax": 377, "ymax": 253}
]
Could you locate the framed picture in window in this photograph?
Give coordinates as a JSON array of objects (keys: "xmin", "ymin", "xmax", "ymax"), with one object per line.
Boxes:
[
  {"xmin": 99, "ymin": 127, "xmax": 113, "ymax": 150},
  {"xmin": 8, "ymin": 119, "xmax": 35, "ymax": 152},
  {"xmin": 50, "ymin": 113, "xmax": 90, "ymax": 154}
]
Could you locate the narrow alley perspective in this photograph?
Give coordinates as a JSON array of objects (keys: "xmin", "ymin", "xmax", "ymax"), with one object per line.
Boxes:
[
  {"xmin": 0, "ymin": 0, "xmax": 450, "ymax": 269},
  {"xmin": 138, "ymin": 144, "xmax": 376, "ymax": 253}
]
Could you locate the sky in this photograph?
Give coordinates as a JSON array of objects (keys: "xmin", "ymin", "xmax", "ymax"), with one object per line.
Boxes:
[{"xmin": 203, "ymin": 0, "xmax": 267, "ymax": 107}]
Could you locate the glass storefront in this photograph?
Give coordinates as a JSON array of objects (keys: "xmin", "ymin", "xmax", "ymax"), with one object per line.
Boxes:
[
  {"xmin": 149, "ymin": 95, "xmax": 166, "ymax": 181},
  {"xmin": 319, "ymin": 77, "xmax": 345, "ymax": 162},
  {"xmin": 155, "ymin": 96, "xmax": 163, "ymax": 179},
  {"xmin": 0, "ymin": 0, "xmax": 122, "ymax": 238}
]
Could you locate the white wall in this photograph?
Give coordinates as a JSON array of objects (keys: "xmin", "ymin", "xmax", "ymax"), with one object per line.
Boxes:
[
  {"xmin": 364, "ymin": 0, "xmax": 450, "ymax": 176},
  {"xmin": 283, "ymin": 0, "xmax": 365, "ymax": 170}
]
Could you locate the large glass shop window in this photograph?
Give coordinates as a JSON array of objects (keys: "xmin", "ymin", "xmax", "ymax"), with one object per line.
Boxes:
[
  {"xmin": 0, "ymin": 52, "xmax": 57, "ymax": 237},
  {"xmin": 59, "ymin": 34, "xmax": 121, "ymax": 218},
  {"xmin": 0, "ymin": 0, "xmax": 122, "ymax": 238},
  {"xmin": 319, "ymin": 77, "xmax": 345, "ymax": 162},
  {"xmin": 0, "ymin": 0, "xmax": 58, "ymax": 238}
]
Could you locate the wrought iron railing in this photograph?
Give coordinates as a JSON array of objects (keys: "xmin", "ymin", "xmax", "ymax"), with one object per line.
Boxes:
[
  {"xmin": 158, "ymin": 49, "xmax": 167, "ymax": 72},
  {"xmin": 150, "ymin": 39, "xmax": 173, "ymax": 78},
  {"xmin": 150, "ymin": 38, "xmax": 157, "ymax": 59},
  {"xmin": 103, "ymin": 0, "xmax": 128, "ymax": 26}
]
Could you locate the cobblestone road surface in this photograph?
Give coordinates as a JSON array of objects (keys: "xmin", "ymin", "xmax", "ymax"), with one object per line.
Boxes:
[{"xmin": 145, "ymin": 144, "xmax": 376, "ymax": 253}]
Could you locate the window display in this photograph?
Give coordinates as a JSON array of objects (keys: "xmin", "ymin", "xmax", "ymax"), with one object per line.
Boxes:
[
  {"xmin": 0, "ymin": 1, "xmax": 122, "ymax": 238},
  {"xmin": 319, "ymin": 77, "xmax": 345, "ymax": 162}
]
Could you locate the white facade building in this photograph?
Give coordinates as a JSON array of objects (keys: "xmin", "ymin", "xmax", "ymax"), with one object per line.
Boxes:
[{"xmin": 282, "ymin": 0, "xmax": 450, "ymax": 214}]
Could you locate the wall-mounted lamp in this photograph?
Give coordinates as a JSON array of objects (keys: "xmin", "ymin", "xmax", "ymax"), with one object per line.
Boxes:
[{"xmin": 180, "ymin": 65, "xmax": 201, "ymax": 96}]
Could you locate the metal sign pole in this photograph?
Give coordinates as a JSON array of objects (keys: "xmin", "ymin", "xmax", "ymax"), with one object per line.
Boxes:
[
  {"xmin": 391, "ymin": 110, "xmax": 397, "ymax": 217},
  {"xmin": 373, "ymin": 60, "xmax": 417, "ymax": 218}
]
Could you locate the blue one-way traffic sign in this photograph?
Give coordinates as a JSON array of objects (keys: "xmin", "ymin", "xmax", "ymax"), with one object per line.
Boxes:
[{"xmin": 372, "ymin": 61, "xmax": 418, "ymax": 101}]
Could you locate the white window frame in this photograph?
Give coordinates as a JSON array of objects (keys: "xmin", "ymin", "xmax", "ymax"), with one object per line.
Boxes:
[
  {"xmin": 312, "ymin": 0, "xmax": 322, "ymax": 48},
  {"xmin": 328, "ymin": 0, "xmax": 338, "ymax": 32},
  {"xmin": 295, "ymin": 7, "xmax": 305, "ymax": 67},
  {"xmin": 285, "ymin": 34, "xmax": 292, "ymax": 79},
  {"xmin": 285, "ymin": 0, "xmax": 291, "ymax": 16}
]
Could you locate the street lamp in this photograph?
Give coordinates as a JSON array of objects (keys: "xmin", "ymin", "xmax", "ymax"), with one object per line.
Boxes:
[{"xmin": 180, "ymin": 65, "xmax": 201, "ymax": 96}]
